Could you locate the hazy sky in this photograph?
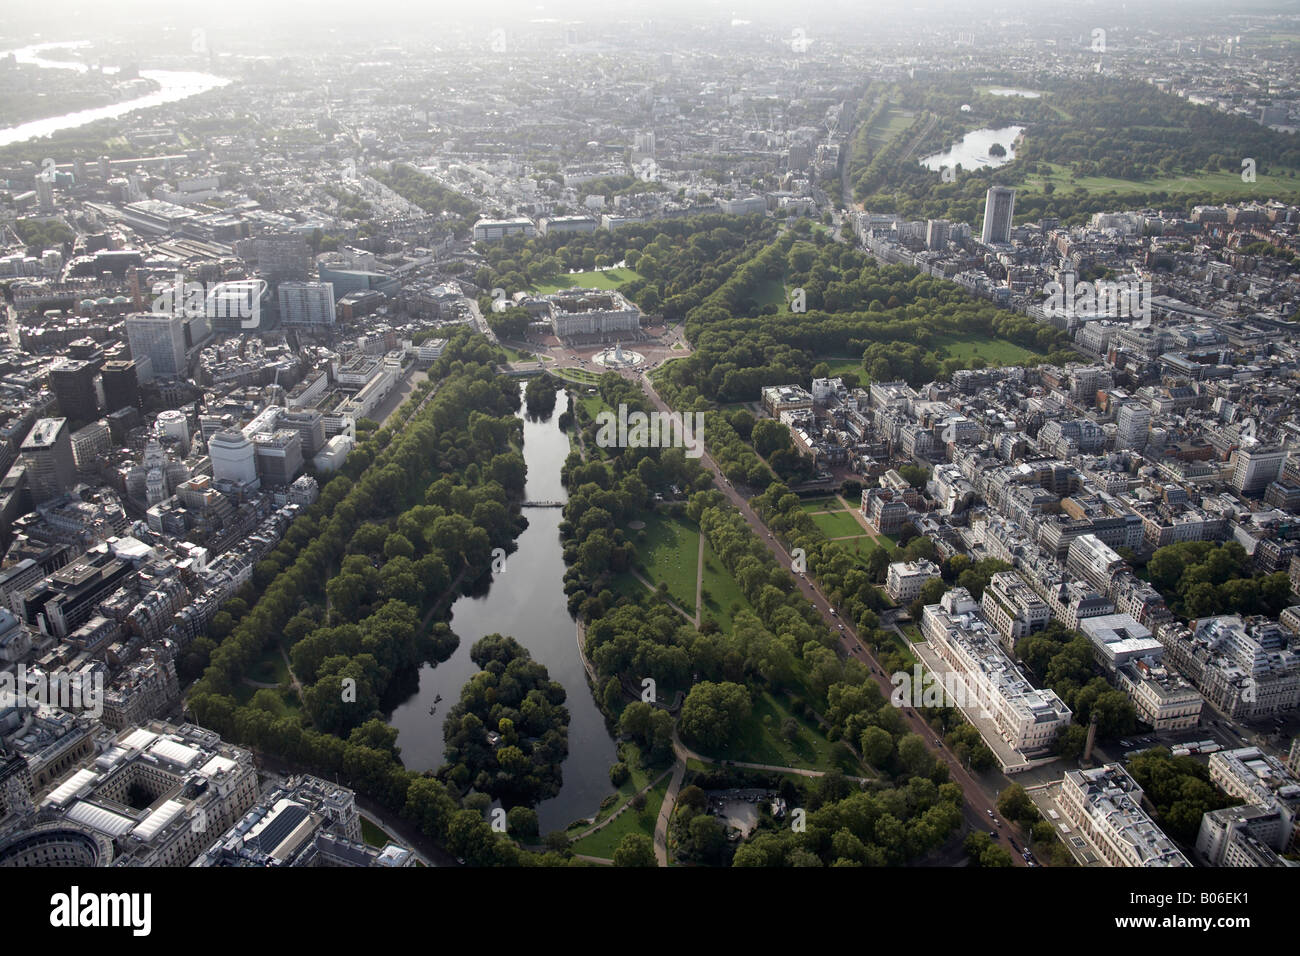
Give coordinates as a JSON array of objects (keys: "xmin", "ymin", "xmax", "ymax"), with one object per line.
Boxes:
[{"xmin": 4, "ymin": 0, "xmax": 1285, "ymax": 36}]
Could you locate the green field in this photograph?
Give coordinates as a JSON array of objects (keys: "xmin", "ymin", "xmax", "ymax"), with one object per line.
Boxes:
[
  {"xmin": 576, "ymin": 388, "xmax": 613, "ymax": 420},
  {"xmin": 636, "ymin": 513, "xmax": 701, "ymax": 610},
  {"xmin": 827, "ymin": 536, "xmax": 893, "ymax": 570},
  {"xmin": 811, "ymin": 509, "xmax": 871, "ymax": 540},
  {"xmin": 799, "ymin": 496, "xmax": 844, "ymax": 513},
  {"xmin": 532, "ymin": 267, "xmax": 644, "ymax": 295},
  {"xmin": 500, "ymin": 345, "xmax": 552, "ymax": 364},
  {"xmin": 569, "ymin": 776, "xmax": 669, "ymax": 859},
  {"xmin": 886, "ymin": 630, "xmax": 917, "ymax": 663},
  {"xmin": 246, "ymin": 647, "xmax": 290, "ymax": 686},
  {"xmin": 551, "ymin": 366, "xmax": 604, "ymax": 386},
  {"xmin": 570, "ymin": 744, "xmax": 659, "ymax": 831},
  {"xmin": 607, "ymin": 570, "xmax": 651, "ymax": 604},
  {"xmin": 704, "ymin": 691, "xmax": 840, "ymax": 771},
  {"xmin": 751, "ymin": 275, "xmax": 789, "ymax": 312},
  {"xmin": 232, "ymin": 682, "xmax": 301, "ymax": 715},
  {"xmin": 699, "ymin": 537, "xmax": 751, "ymax": 634},
  {"xmin": 816, "ymin": 356, "xmax": 866, "ymax": 379},
  {"xmin": 866, "ymin": 108, "xmax": 916, "ymax": 148},
  {"xmin": 1018, "ymin": 161, "xmax": 1300, "ymax": 201},
  {"xmin": 932, "ymin": 333, "xmax": 1044, "ymax": 367},
  {"xmin": 360, "ymin": 817, "xmax": 393, "ymax": 848}
]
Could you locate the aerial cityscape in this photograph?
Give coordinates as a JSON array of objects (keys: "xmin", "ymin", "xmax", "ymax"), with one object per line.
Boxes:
[{"xmin": 0, "ymin": 0, "xmax": 1295, "ymax": 925}]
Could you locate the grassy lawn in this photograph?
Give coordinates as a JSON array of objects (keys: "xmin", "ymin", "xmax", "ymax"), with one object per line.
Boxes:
[
  {"xmin": 932, "ymin": 333, "xmax": 1043, "ymax": 368},
  {"xmin": 500, "ymin": 345, "xmax": 552, "ymax": 364},
  {"xmin": 246, "ymin": 647, "xmax": 289, "ymax": 686},
  {"xmin": 532, "ymin": 267, "xmax": 644, "ymax": 295},
  {"xmin": 704, "ymin": 691, "xmax": 839, "ymax": 771},
  {"xmin": 635, "ymin": 512, "xmax": 700, "ymax": 610},
  {"xmin": 901, "ymin": 623, "xmax": 925, "ymax": 643},
  {"xmin": 576, "ymin": 390, "xmax": 612, "ymax": 420},
  {"xmin": 1018, "ymin": 161, "xmax": 1300, "ymax": 201},
  {"xmin": 699, "ymin": 537, "xmax": 752, "ymax": 634},
  {"xmin": 568, "ymin": 744, "xmax": 660, "ymax": 831},
  {"xmin": 827, "ymin": 536, "xmax": 891, "ymax": 569},
  {"xmin": 606, "ymin": 570, "xmax": 651, "ymax": 604},
  {"xmin": 360, "ymin": 817, "xmax": 392, "ymax": 848},
  {"xmin": 552, "ymin": 366, "xmax": 605, "ymax": 386},
  {"xmin": 799, "ymin": 496, "xmax": 845, "ymax": 513},
  {"xmin": 866, "ymin": 108, "xmax": 915, "ymax": 148},
  {"xmin": 232, "ymin": 683, "xmax": 302, "ymax": 715},
  {"xmin": 751, "ymin": 275, "xmax": 789, "ymax": 312},
  {"xmin": 811, "ymin": 509, "xmax": 872, "ymax": 539},
  {"xmin": 815, "ymin": 356, "xmax": 866, "ymax": 379},
  {"xmin": 569, "ymin": 775, "xmax": 668, "ymax": 859},
  {"xmin": 887, "ymin": 630, "xmax": 917, "ymax": 663}
]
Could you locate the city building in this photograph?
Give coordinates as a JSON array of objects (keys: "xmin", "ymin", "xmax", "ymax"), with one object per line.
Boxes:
[
  {"xmin": 278, "ymin": 281, "xmax": 337, "ymax": 327},
  {"xmin": 48, "ymin": 360, "xmax": 99, "ymax": 429},
  {"xmin": 885, "ymin": 559, "xmax": 942, "ymax": 604},
  {"xmin": 194, "ymin": 775, "xmax": 415, "ymax": 867},
  {"xmin": 8, "ymin": 722, "xmax": 259, "ymax": 867},
  {"xmin": 980, "ymin": 570, "xmax": 1051, "ymax": 650},
  {"xmin": 1230, "ymin": 443, "xmax": 1287, "ymax": 496},
  {"xmin": 544, "ymin": 289, "xmax": 640, "ymax": 339},
  {"xmin": 100, "ymin": 359, "xmax": 142, "ymax": 414},
  {"xmin": 1058, "ymin": 764, "xmax": 1191, "ymax": 867},
  {"xmin": 980, "ymin": 186, "xmax": 1016, "ymax": 245},
  {"xmin": 207, "ymin": 429, "xmax": 259, "ymax": 486},
  {"xmin": 20, "ymin": 419, "xmax": 76, "ymax": 504},
  {"xmin": 921, "ymin": 589, "xmax": 1072, "ymax": 760},
  {"xmin": 1114, "ymin": 403, "xmax": 1151, "ymax": 451},
  {"xmin": 125, "ymin": 313, "xmax": 188, "ymax": 381},
  {"xmin": 761, "ymin": 385, "xmax": 814, "ymax": 417}
]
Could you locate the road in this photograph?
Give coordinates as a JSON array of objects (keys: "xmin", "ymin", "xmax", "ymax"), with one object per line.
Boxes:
[
  {"xmin": 629, "ymin": 370, "xmax": 1026, "ymax": 864},
  {"xmin": 373, "ymin": 363, "xmax": 429, "ymax": 428},
  {"xmin": 466, "ymin": 296, "xmax": 499, "ymax": 344}
]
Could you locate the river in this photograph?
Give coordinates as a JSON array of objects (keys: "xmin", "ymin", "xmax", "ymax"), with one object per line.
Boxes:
[
  {"xmin": 0, "ymin": 41, "xmax": 230, "ymax": 147},
  {"xmin": 387, "ymin": 387, "xmax": 618, "ymax": 834}
]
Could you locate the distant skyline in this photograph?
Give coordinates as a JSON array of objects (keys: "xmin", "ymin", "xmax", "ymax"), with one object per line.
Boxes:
[{"xmin": 3, "ymin": 0, "xmax": 1297, "ymax": 45}]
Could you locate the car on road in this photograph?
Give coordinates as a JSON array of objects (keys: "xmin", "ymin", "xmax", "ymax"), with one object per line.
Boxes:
[
  {"xmin": 829, "ymin": 608, "xmax": 836, "ymax": 616},
  {"xmin": 987, "ymin": 809, "xmax": 994, "ymax": 817}
]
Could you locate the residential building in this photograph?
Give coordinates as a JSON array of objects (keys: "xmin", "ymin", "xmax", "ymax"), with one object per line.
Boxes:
[{"xmin": 885, "ymin": 559, "xmax": 941, "ymax": 604}]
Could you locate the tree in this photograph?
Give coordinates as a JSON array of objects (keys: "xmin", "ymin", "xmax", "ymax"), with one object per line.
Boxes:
[
  {"xmin": 383, "ymin": 533, "xmax": 415, "ymax": 560},
  {"xmin": 859, "ymin": 726, "xmax": 894, "ymax": 766},
  {"xmin": 897, "ymin": 733, "xmax": 933, "ymax": 776},
  {"xmin": 1055, "ymin": 724, "xmax": 1088, "ymax": 760},
  {"xmin": 679, "ymin": 681, "xmax": 752, "ymax": 752},
  {"xmin": 612, "ymin": 833, "xmax": 657, "ymax": 867},
  {"xmin": 506, "ymin": 806, "xmax": 539, "ymax": 842},
  {"xmin": 997, "ymin": 783, "xmax": 1037, "ymax": 824}
]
